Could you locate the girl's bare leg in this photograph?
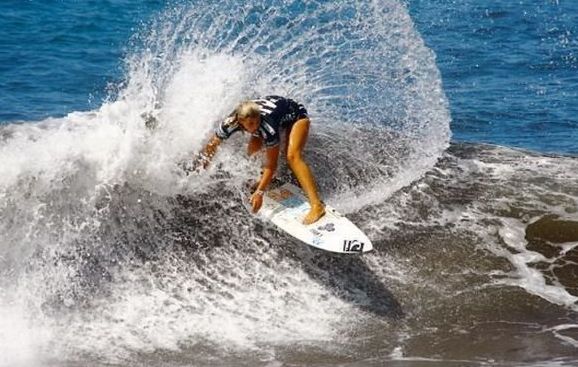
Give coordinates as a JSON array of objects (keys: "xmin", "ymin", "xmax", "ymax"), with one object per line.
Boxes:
[{"xmin": 286, "ymin": 118, "xmax": 325, "ymax": 224}]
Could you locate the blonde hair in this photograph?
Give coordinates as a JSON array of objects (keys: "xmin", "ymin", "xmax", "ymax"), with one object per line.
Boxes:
[{"xmin": 235, "ymin": 101, "xmax": 261, "ymax": 119}]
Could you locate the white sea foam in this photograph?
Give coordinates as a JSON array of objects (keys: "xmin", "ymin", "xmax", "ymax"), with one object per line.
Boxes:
[
  {"xmin": 547, "ymin": 324, "xmax": 578, "ymax": 348},
  {"xmin": 47, "ymin": 245, "xmax": 361, "ymax": 362},
  {"xmin": 497, "ymin": 218, "xmax": 578, "ymax": 310},
  {"xmin": 0, "ymin": 299, "xmax": 49, "ymax": 367}
]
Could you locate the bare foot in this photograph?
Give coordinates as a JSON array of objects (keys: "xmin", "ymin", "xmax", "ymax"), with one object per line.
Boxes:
[{"xmin": 303, "ymin": 204, "xmax": 326, "ymax": 225}]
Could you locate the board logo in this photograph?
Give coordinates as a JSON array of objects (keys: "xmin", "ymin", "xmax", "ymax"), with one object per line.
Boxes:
[
  {"xmin": 343, "ymin": 240, "xmax": 364, "ymax": 253},
  {"xmin": 317, "ymin": 223, "xmax": 335, "ymax": 232}
]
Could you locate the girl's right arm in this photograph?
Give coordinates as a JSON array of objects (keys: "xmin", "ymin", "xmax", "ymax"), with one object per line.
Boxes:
[{"xmin": 198, "ymin": 135, "xmax": 222, "ymax": 169}]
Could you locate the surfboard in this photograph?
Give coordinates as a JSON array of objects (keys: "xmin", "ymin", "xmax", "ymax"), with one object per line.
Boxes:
[{"xmin": 254, "ymin": 182, "xmax": 373, "ymax": 254}]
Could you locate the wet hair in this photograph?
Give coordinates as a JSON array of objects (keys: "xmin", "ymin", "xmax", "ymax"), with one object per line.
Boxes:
[{"xmin": 235, "ymin": 101, "xmax": 261, "ymax": 119}]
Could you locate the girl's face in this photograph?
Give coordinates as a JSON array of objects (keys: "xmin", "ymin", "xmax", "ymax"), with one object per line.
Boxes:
[{"xmin": 238, "ymin": 116, "xmax": 260, "ymax": 134}]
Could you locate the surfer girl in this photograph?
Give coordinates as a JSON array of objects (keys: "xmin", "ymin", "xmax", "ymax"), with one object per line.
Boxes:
[{"xmin": 198, "ymin": 95, "xmax": 326, "ymax": 225}]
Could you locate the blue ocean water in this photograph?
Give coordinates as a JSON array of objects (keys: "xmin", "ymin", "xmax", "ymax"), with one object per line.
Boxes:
[
  {"xmin": 410, "ymin": 0, "xmax": 578, "ymax": 154},
  {"xmin": 0, "ymin": 0, "xmax": 163, "ymax": 121},
  {"xmin": 1, "ymin": 0, "xmax": 577, "ymax": 154}
]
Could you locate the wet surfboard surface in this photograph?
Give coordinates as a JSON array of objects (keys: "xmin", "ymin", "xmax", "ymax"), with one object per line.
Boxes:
[{"xmin": 256, "ymin": 182, "xmax": 373, "ymax": 254}]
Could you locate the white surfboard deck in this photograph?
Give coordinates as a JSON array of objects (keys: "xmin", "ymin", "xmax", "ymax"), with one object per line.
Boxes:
[{"xmin": 256, "ymin": 182, "xmax": 373, "ymax": 254}]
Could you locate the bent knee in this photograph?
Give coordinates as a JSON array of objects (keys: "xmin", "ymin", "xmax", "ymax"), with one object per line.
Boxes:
[{"xmin": 286, "ymin": 151, "xmax": 303, "ymax": 164}]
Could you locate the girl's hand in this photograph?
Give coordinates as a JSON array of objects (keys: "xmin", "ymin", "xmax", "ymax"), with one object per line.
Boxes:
[{"xmin": 250, "ymin": 190, "xmax": 264, "ymax": 213}]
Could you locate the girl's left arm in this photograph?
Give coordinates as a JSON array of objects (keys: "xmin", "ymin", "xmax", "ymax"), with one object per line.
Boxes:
[
  {"xmin": 250, "ymin": 145, "xmax": 280, "ymax": 212},
  {"xmin": 256, "ymin": 145, "xmax": 280, "ymax": 192}
]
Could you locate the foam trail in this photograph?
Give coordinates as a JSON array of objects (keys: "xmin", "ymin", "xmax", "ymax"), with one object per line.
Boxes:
[{"xmin": 498, "ymin": 218, "xmax": 578, "ymax": 311}]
